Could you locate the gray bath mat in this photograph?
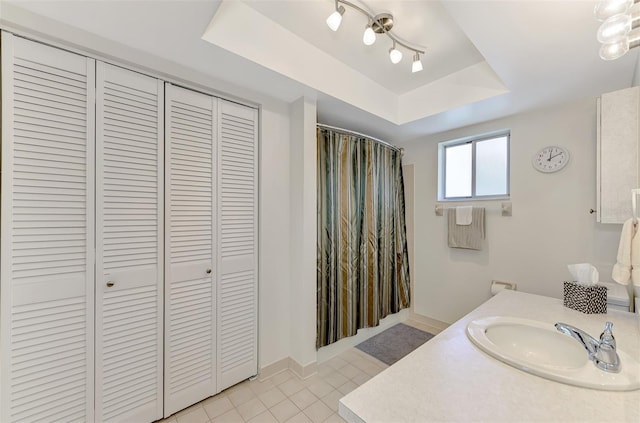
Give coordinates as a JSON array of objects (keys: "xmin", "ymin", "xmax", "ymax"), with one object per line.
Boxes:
[{"xmin": 355, "ymin": 323, "xmax": 434, "ymax": 365}]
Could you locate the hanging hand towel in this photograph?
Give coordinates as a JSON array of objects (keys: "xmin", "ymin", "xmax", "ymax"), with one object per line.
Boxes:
[
  {"xmin": 612, "ymin": 218, "xmax": 634, "ymax": 285},
  {"xmin": 455, "ymin": 206, "xmax": 473, "ymax": 225},
  {"xmin": 448, "ymin": 207, "xmax": 485, "ymax": 250}
]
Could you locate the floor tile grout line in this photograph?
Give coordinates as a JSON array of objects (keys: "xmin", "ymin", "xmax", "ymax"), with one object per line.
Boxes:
[{"xmin": 164, "ymin": 346, "xmax": 385, "ymax": 423}]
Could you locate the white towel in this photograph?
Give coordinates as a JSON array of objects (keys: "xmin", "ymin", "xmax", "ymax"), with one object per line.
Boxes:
[
  {"xmin": 632, "ymin": 224, "xmax": 640, "ymax": 288},
  {"xmin": 456, "ymin": 206, "xmax": 473, "ymax": 225},
  {"xmin": 612, "ymin": 218, "xmax": 634, "ymax": 285}
]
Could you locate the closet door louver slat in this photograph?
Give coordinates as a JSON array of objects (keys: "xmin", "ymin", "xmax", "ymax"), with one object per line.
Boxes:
[
  {"xmin": 1, "ymin": 33, "xmax": 95, "ymax": 423},
  {"xmin": 95, "ymin": 62, "xmax": 164, "ymax": 423},
  {"xmin": 217, "ymin": 100, "xmax": 258, "ymax": 391},
  {"xmin": 164, "ymin": 84, "xmax": 217, "ymax": 416}
]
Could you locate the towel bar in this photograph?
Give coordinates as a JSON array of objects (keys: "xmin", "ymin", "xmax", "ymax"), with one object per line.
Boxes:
[{"xmin": 435, "ymin": 202, "xmax": 512, "ymax": 217}]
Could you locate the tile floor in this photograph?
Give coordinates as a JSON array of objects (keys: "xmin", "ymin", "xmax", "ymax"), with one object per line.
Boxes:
[{"xmin": 159, "ymin": 320, "xmax": 436, "ymax": 423}]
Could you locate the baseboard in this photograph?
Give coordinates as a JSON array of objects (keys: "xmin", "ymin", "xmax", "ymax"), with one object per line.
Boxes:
[
  {"xmin": 408, "ymin": 312, "xmax": 449, "ymax": 334},
  {"xmin": 258, "ymin": 356, "xmax": 318, "ymax": 381},
  {"xmin": 258, "ymin": 311, "xmax": 439, "ymax": 381},
  {"xmin": 258, "ymin": 357, "xmax": 289, "ymax": 381},
  {"xmin": 316, "ymin": 309, "xmax": 410, "ymax": 364},
  {"xmin": 288, "ymin": 357, "xmax": 317, "ymax": 380}
]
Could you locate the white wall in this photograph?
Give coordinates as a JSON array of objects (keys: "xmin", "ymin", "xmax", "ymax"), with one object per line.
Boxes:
[
  {"xmin": 258, "ymin": 101, "xmax": 293, "ymax": 368},
  {"xmin": 289, "ymin": 97, "xmax": 318, "ymax": 370},
  {"xmin": 402, "ymin": 97, "xmax": 622, "ymax": 324}
]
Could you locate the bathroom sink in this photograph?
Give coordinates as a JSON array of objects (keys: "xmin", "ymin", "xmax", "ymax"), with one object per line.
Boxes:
[{"xmin": 466, "ymin": 316, "xmax": 640, "ymax": 391}]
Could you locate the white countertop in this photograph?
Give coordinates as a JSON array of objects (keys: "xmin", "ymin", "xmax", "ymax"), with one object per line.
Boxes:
[{"xmin": 339, "ymin": 290, "xmax": 640, "ymax": 422}]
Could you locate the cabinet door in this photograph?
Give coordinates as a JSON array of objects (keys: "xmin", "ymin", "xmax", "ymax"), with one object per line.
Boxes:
[
  {"xmin": 216, "ymin": 100, "xmax": 258, "ymax": 391},
  {"xmin": 95, "ymin": 62, "xmax": 164, "ymax": 422},
  {"xmin": 1, "ymin": 33, "xmax": 95, "ymax": 422},
  {"xmin": 597, "ymin": 86, "xmax": 640, "ymax": 224},
  {"xmin": 164, "ymin": 84, "xmax": 217, "ymax": 415}
]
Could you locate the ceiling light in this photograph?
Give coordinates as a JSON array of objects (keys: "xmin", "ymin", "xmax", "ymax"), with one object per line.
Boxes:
[
  {"xmin": 324, "ymin": 0, "xmax": 425, "ymax": 73},
  {"xmin": 326, "ymin": 3, "xmax": 345, "ymax": 31},
  {"xmin": 595, "ymin": 0, "xmax": 640, "ymax": 60},
  {"xmin": 412, "ymin": 53, "xmax": 423, "ymax": 73},
  {"xmin": 594, "ymin": 0, "xmax": 633, "ymax": 22},
  {"xmin": 363, "ymin": 23, "xmax": 376, "ymax": 46},
  {"xmin": 597, "ymin": 13, "xmax": 632, "ymax": 43},
  {"xmin": 389, "ymin": 42, "xmax": 402, "ymax": 64},
  {"xmin": 599, "ymin": 39, "xmax": 630, "ymax": 60}
]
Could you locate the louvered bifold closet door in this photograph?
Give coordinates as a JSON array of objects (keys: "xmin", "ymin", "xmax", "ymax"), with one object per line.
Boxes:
[
  {"xmin": 164, "ymin": 84, "xmax": 217, "ymax": 416},
  {"xmin": 0, "ymin": 33, "xmax": 95, "ymax": 423},
  {"xmin": 217, "ymin": 100, "xmax": 258, "ymax": 391},
  {"xmin": 95, "ymin": 62, "xmax": 164, "ymax": 423}
]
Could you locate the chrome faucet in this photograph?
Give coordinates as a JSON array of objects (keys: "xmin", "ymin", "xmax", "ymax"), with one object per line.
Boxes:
[{"xmin": 554, "ymin": 321, "xmax": 620, "ymax": 373}]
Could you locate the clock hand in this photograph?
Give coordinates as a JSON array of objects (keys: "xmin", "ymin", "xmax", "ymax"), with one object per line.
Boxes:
[
  {"xmin": 550, "ymin": 152, "xmax": 563, "ymax": 160},
  {"xmin": 548, "ymin": 149, "xmax": 552, "ymax": 161}
]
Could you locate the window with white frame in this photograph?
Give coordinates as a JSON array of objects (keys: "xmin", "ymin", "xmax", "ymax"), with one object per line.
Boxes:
[{"xmin": 438, "ymin": 132, "xmax": 510, "ymax": 200}]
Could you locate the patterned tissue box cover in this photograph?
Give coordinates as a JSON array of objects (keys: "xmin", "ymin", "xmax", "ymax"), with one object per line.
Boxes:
[{"xmin": 563, "ymin": 281, "xmax": 607, "ymax": 314}]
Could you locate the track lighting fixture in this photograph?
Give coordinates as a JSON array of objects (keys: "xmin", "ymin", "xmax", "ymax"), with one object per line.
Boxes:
[
  {"xmin": 595, "ymin": 0, "xmax": 640, "ymax": 60},
  {"xmin": 325, "ymin": 0, "xmax": 424, "ymax": 73}
]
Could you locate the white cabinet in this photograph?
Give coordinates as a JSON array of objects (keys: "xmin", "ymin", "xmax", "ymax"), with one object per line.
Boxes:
[
  {"xmin": 597, "ymin": 86, "xmax": 640, "ymax": 224},
  {"xmin": 1, "ymin": 33, "xmax": 259, "ymax": 422},
  {"xmin": 0, "ymin": 32, "xmax": 96, "ymax": 423}
]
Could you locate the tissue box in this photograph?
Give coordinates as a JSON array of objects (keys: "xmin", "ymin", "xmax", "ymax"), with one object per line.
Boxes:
[{"xmin": 563, "ymin": 281, "xmax": 607, "ymax": 314}]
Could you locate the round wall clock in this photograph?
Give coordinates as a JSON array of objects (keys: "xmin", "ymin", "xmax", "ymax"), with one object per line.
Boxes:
[{"xmin": 532, "ymin": 146, "xmax": 570, "ymax": 173}]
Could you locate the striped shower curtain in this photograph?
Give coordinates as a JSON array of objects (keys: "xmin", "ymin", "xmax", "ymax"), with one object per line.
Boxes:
[{"xmin": 316, "ymin": 127, "xmax": 411, "ymax": 348}]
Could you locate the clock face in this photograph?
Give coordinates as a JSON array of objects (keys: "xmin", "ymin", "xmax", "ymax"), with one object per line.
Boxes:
[{"xmin": 532, "ymin": 146, "xmax": 570, "ymax": 173}]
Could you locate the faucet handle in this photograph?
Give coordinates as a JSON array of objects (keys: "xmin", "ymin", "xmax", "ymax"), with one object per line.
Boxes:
[
  {"xmin": 600, "ymin": 321, "xmax": 616, "ymax": 348},
  {"xmin": 595, "ymin": 321, "xmax": 620, "ymax": 372}
]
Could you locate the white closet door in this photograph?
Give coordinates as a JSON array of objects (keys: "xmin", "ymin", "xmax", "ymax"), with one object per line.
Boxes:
[
  {"xmin": 217, "ymin": 100, "xmax": 258, "ymax": 391},
  {"xmin": 1, "ymin": 33, "xmax": 95, "ymax": 423},
  {"xmin": 164, "ymin": 84, "xmax": 217, "ymax": 415},
  {"xmin": 95, "ymin": 62, "xmax": 164, "ymax": 423}
]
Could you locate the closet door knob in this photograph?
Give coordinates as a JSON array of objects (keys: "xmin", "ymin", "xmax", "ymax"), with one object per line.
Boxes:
[
  {"xmin": 206, "ymin": 269, "xmax": 212, "ymax": 274},
  {"xmin": 106, "ymin": 281, "xmax": 115, "ymax": 287}
]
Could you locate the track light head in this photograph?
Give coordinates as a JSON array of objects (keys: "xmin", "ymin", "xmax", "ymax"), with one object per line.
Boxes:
[
  {"xmin": 326, "ymin": 5, "xmax": 346, "ymax": 31},
  {"xmin": 599, "ymin": 39, "xmax": 629, "ymax": 59},
  {"xmin": 411, "ymin": 53, "xmax": 423, "ymax": 73},
  {"xmin": 594, "ymin": 0, "xmax": 633, "ymax": 22},
  {"xmin": 363, "ymin": 23, "xmax": 376, "ymax": 46},
  {"xmin": 389, "ymin": 42, "xmax": 402, "ymax": 64},
  {"xmin": 597, "ymin": 13, "xmax": 632, "ymax": 43}
]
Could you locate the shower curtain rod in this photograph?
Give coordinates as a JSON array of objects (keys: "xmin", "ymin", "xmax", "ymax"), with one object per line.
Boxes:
[{"xmin": 317, "ymin": 123, "xmax": 403, "ymax": 153}]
